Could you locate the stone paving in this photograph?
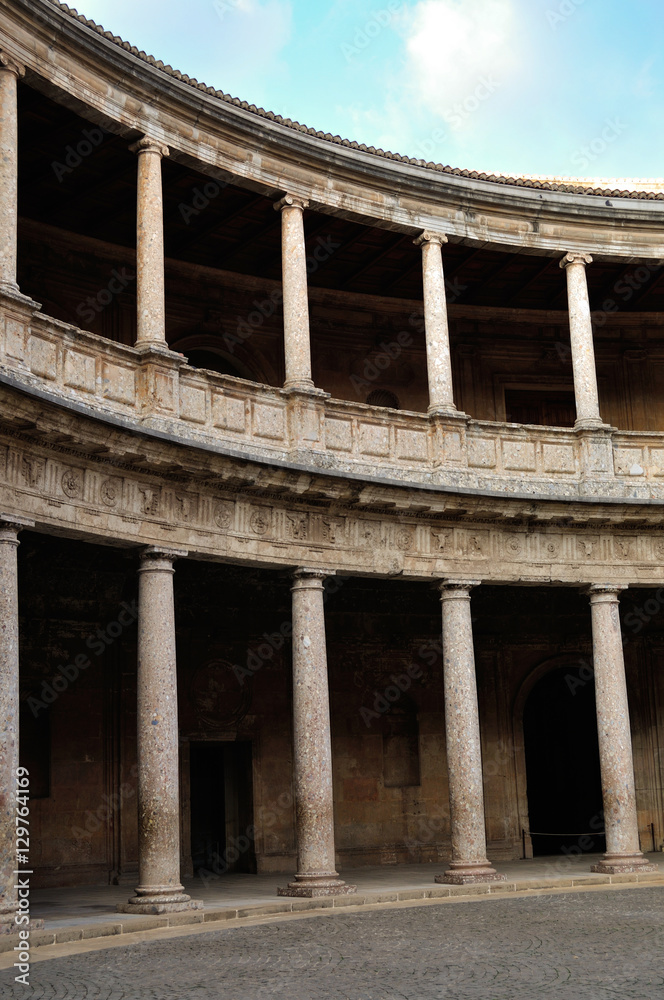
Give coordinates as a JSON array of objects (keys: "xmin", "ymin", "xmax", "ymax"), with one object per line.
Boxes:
[
  {"xmin": 1, "ymin": 887, "xmax": 663, "ymax": 999},
  {"xmin": 24, "ymin": 853, "xmax": 664, "ymax": 930}
]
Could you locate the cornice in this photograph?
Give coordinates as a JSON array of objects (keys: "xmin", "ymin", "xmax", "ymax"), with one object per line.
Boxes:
[{"xmin": 5, "ymin": 1, "xmax": 664, "ymax": 259}]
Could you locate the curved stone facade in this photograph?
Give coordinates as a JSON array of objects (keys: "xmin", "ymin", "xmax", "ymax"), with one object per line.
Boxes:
[{"xmin": 0, "ymin": 0, "xmax": 663, "ymax": 917}]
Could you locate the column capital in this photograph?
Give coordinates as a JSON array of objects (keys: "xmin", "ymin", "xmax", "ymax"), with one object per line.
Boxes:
[
  {"xmin": 0, "ymin": 514, "xmax": 34, "ymax": 533},
  {"xmin": 139, "ymin": 546, "xmax": 188, "ymax": 568},
  {"xmin": 438, "ymin": 579, "xmax": 481, "ymax": 597},
  {"xmin": 414, "ymin": 230, "xmax": 448, "ymax": 248},
  {"xmin": 130, "ymin": 136, "xmax": 170, "ymax": 159},
  {"xmin": 292, "ymin": 567, "xmax": 334, "ymax": 590},
  {"xmin": 274, "ymin": 194, "xmax": 309, "ymax": 213},
  {"xmin": 0, "ymin": 52, "xmax": 25, "ymax": 79},
  {"xmin": 560, "ymin": 251, "xmax": 593, "ymax": 269},
  {"xmin": 587, "ymin": 583, "xmax": 628, "ymax": 602}
]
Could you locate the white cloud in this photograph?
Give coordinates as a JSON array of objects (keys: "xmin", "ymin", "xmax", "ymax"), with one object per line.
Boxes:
[{"xmin": 400, "ymin": 0, "xmax": 517, "ymax": 124}]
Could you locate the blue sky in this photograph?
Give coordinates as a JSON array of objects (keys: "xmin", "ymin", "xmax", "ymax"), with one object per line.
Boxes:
[{"xmin": 75, "ymin": 0, "xmax": 663, "ymax": 179}]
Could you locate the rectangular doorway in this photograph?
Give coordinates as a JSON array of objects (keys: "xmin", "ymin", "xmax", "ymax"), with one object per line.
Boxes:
[{"xmin": 189, "ymin": 741, "xmax": 256, "ymax": 875}]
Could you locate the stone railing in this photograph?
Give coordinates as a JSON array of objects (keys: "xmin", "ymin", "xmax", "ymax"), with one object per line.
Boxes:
[{"xmin": 1, "ymin": 292, "xmax": 663, "ymax": 502}]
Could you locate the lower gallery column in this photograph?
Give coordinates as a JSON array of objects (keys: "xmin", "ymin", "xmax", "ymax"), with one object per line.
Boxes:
[
  {"xmin": 435, "ymin": 580, "xmax": 505, "ymax": 884},
  {"xmin": 119, "ymin": 547, "xmax": 202, "ymax": 913},
  {"xmin": 278, "ymin": 569, "xmax": 355, "ymax": 896},
  {"xmin": 0, "ymin": 516, "xmax": 34, "ymax": 933},
  {"xmin": 587, "ymin": 585, "xmax": 656, "ymax": 874}
]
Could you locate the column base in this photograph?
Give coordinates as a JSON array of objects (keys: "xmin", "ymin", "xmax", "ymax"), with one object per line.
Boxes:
[
  {"xmin": 590, "ymin": 854, "xmax": 658, "ymax": 875},
  {"xmin": 282, "ymin": 380, "xmax": 324, "ymax": 395},
  {"xmin": 574, "ymin": 418, "xmax": 610, "ymax": 432},
  {"xmin": 117, "ymin": 885, "xmax": 203, "ymax": 915},
  {"xmin": 0, "ymin": 914, "xmax": 44, "ymax": 935},
  {"xmin": 277, "ymin": 872, "xmax": 357, "ymax": 897},
  {"xmin": 428, "ymin": 404, "xmax": 464, "ymax": 418},
  {"xmin": 435, "ymin": 861, "xmax": 506, "ymax": 885}
]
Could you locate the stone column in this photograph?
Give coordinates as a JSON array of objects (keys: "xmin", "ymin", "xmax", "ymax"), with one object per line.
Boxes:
[
  {"xmin": 278, "ymin": 569, "xmax": 355, "ymax": 896},
  {"xmin": 435, "ymin": 581, "xmax": 505, "ymax": 884},
  {"xmin": 560, "ymin": 252, "xmax": 603, "ymax": 430},
  {"xmin": 119, "ymin": 547, "xmax": 202, "ymax": 914},
  {"xmin": 0, "ymin": 516, "xmax": 33, "ymax": 933},
  {"xmin": 130, "ymin": 137, "xmax": 169, "ymax": 348},
  {"xmin": 274, "ymin": 196, "xmax": 314, "ymax": 392},
  {"xmin": 414, "ymin": 231, "xmax": 457, "ymax": 415},
  {"xmin": 587, "ymin": 585, "xmax": 656, "ymax": 874},
  {"xmin": 0, "ymin": 53, "xmax": 25, "ymax": 295}
]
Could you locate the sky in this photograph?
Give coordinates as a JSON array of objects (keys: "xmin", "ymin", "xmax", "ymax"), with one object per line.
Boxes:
[{"xmin": 73, "ymin": 0, "xmax": 664, "ymax": 179}]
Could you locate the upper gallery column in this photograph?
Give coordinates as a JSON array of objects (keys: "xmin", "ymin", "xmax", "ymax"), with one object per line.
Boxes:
[
  {"xmin": 435, "ymin": 580, "xmax": 505, "ymax": 884},
  {"xmin": 274, "ymin": 195, "xmax": 315, "ymax": 392},
  {"xmin": 0, "ymin": 53, "xmax": 25, "ymax": 295},
  {"xmin": 119, "ymin": 547, "xmax": 202, "ymax": 914},
  {"xmin": 560, "ymin": 252, "xmax": 603, "ymax": 429},
  {"xmin": 130, "ymin": 137, "xmax": 169, "ymax": 348},
  {"xmin": 0, "ymin": 515, "xmax": 34, "ymax": 933},
  {"xmin": 414, "ymin": 231, "xmax": 457, "ymax": 415},
  {"xmin": 587, "ymin": 585, "xmax": 656, "ymax": 874},
  {"xmin": 278, "ymin": 569, "xmax": 355, "ymax": 897}
]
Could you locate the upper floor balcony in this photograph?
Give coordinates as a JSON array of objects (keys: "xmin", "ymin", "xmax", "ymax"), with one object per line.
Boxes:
[{"xmin": 2, "ymin": 0, "xmax": 664, "ymax": 504}]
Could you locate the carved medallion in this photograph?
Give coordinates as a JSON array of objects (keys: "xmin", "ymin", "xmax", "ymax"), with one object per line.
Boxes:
[
  {"xmin": 214, "ymin": 501, "xmax": 234, "ymax": 530},
  {"xmin": 505, "ymin": 535, "xmax": 523, "ymax": 556},
  {"xmin": 61, "ymin": 468, "xmax": 83, "ymax": 499},
  {"xmin": 395, "ymin": 527, "xmax": 414, "ymax": 551},
  {"xmin": 189, "ymin": 659, "xmax": 252, "ymax": 729},
  {"xmin": 100, "ymin": 477, "xmax": 122, "ymax": 507},
  {"xmin": 249, "ymin": 508, "xmax": 271, "ymax": 535}
]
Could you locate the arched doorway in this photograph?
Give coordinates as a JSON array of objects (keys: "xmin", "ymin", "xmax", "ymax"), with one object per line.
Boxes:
[{"xmin": 523, "ymin": 663, "xmax": 605, "ymax": 856}]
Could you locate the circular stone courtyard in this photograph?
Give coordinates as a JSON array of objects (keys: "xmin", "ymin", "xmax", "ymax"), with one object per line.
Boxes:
[{"xmin": 1, "ymin": 888, "xmax": 663, "ymax": 999}]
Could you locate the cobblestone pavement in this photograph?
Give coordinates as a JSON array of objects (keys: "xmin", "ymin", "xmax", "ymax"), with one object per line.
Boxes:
[{"xmin": 1, "ymin": 888, "xmax": 663, "ymax": 999}]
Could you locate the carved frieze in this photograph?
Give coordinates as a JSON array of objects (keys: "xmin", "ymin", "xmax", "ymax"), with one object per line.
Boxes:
[{"xmin": 2, "ymin": 438, "xmax": 664, "ymax": 586}]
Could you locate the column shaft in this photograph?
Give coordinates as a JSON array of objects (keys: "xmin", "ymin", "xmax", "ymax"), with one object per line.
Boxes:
[
  {"xmin": 274, "ymin": 196, "xmax": 314, "ymax": 391},
  {"xmin": 278, "ymin": 569, "xmax": 354, "ymax": 896},
  {"xmin": 415, "ymin": 232, "xmax": 457, "ymax": 414},
  {"xmin": 0, "ymin": 55, "xmax": 25, "ymax": 293},
  {"xmin": 0, "ymin": 516, "xmax": 32, "ymax": 931},
  {"xmin": 132, "ymin": 138, "xmax": 169, "ymax": 347},
  {"xmin": 560, "ymin": 252, "xmax": 603, "ymax": 429},
  {"xmin": 435, "ymin": 581, "xmax": 504, "ymax": 884},
  {"xmin": 119, "ymin": 547, "xmax": 202, "ymax": 913},
  {"xmin": 588, "ymin": 585, "xmax": 655, "ymax": 874}
]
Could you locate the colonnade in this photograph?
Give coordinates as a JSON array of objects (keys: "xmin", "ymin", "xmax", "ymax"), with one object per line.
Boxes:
[
  {"xmin": 0, "ymin": 522, "xmax": 654, "ymax": 924},
  {"xmin": 0, "ymin": 56, "xmax": 605, "ymax": 428},
  {"xmin": 0, "ymin": 52, "xmax": 655, "ymax": 927}
]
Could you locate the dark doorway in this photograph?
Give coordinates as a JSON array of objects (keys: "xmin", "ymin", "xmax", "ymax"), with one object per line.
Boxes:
[
  {"xmin": 190, "ymin": 741, "xmax": 256, "ymax": 874},
  {"xmin": 523, "ymin": 664, "xmax": 605, "ymax": 856}
]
